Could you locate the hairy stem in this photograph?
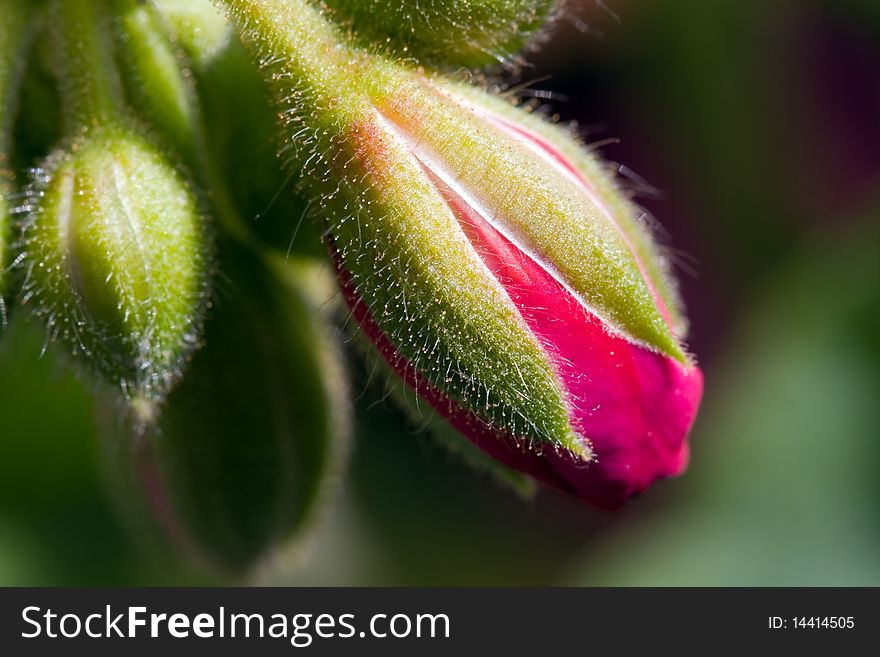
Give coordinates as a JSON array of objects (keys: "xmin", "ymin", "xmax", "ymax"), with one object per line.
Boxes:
[{"xmin": 50, "ymin": 0, "xmax": 126, "ymax": 132}]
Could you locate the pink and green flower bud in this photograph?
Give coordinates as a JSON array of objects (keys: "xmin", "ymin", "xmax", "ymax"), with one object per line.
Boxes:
[
  {"xmin": 19, "ymin": 0, "xmax": 209, "ymax": 397},
  {"xmin": 222, "ymin": 0, "xmax": 702, "ymax": 509},
  {"xmin": 323, "ymin": 0, "xmax": 560, "ymax": 69},
  {"xmin": 100, "ymin": 246, "xmax": 350, "ymax": 577},
  {"xmin": 0, "ymin": 0, "xmax": 35, "ymax": 322}
]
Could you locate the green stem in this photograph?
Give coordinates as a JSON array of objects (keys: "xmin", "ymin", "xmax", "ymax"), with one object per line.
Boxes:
[
  {"xmin": 216, "ymin": 0, "xmax": 371, "ymax": 124},
  {"xmin": 50, "ymin": 0, "xmax": 126, "ymax": 133}
]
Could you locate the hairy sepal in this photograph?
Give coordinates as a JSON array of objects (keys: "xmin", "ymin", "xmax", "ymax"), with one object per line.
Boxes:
[
  {"xmin": 19, "ymin": 130, "xmax": 209, "ymax": 398},
  {"xmin": 323, "ymin": 0, "xmax": 561, "ymax": 69}
]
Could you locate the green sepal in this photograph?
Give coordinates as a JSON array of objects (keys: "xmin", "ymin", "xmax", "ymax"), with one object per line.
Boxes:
[
  {"xmin": 369, "ymin": 72, "xmax": 689, "ymax": 360},
  {"xmin": 219, "ymin": 0, "xmax": 589, "ymax": 458},
  {"xmin": 323, "ymin": 0, "xmax": 560, "ymax": 69},
  {"xmin": 443, "ymin": 79, "xmax": 690, "ymax": 340}
]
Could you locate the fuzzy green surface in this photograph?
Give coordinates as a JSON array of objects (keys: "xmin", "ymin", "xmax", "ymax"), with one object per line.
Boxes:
[
  {"xmin": 100, "ymin": 246, "xmax": 349, "ymax": 578},
  {"xmin": 49, "ymin": 0, "xmax": 125, "ymax": 132},
  {"xmin": 336, "ymin": 124, "xmax": 584, "ymax": 455},
  {"xmin": 112, "ymin": 0, "xmax": 254, "ymax": 250},
  {"xmin": 21, "ymin": 132, "xmax": 208, "ymax": 397},
  {"xmin": 323, "ymin": 0, "xmax": 559, "ymax": 68},
  {"xmin": 24, "ymin": 0, "xmax": 210, "ymax": 396},
  {"xmin": 221, "ymin": 0, "xmax": 589, "ymax": 458},
  {"xmin": 374, "ymin": 73, "xmax": 688, "ymax": 361}
]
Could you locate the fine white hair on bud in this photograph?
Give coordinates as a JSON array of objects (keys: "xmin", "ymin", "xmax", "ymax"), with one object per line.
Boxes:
[
  {"xmin": 15, "ymin": 0, "xmax": 211, "ymax": 398},
  {"xmin": 18, "ymin": 132, "xmax": 210, "ymax": 398},
  {"xmin": 219, "ymin": 0, "xmax": 702, "ymax": 508}
]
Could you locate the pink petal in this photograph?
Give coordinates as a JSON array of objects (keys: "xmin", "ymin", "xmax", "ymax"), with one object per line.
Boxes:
[{"xmin": 437, "ymin": 88, "xmax": 676, "ymax": 327}]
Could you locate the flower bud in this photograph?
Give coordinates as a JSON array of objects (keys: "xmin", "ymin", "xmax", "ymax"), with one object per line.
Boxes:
[
  {"xmin": 100, "ymin": 245, "xmax": 349, "ymax": 576},
  {"xmin": 323, "ymin": 0, "xmax": 560, "ymax": 68},
  {"xmin": 20, "ymin": 131, "xmax": 209, "ymax": 396},
  {"xmin": 16, "ymin": 0, "xmax": 210, "ymax": 397},
  {"xmin": 223, "ymin": 0, "xmax": 702, "ymax": 508}
]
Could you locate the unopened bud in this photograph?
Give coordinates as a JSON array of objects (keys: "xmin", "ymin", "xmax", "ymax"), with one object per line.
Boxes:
[
  {"xmin": 100, "ymin": 245, "xmax": 349, "ymax": 576},
  {"xmin": 20, "ymin": 131, "xmax": 208, "ymax": 396},
  {"xmin": 17, "ymin": 0, "xmax": 210, "ymax": 397},
  {"xmin": 223, "ymin": 0, "xmax": 702, "ymax": 508}
]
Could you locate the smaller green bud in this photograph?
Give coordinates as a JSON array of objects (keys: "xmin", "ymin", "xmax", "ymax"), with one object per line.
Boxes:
[
  {"xmin": 100, "ymin": 245, "xmax": 350, "ymax": 577},
  {"xmin": 323, "ymin": 0, "xmax": 560, "ymax": 68},
  {"xmin": 16, "ymin": 0, "xmax": 210, "ymax": 396},
  {"xmin": 20, "ymin": 131, "xmax": 208, "ymax": 396}
]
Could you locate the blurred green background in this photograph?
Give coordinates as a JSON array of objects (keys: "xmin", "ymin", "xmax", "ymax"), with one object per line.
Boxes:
[{"xmin": 1, "ymin": 0, "xmax": 877, "ymax": 586}]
